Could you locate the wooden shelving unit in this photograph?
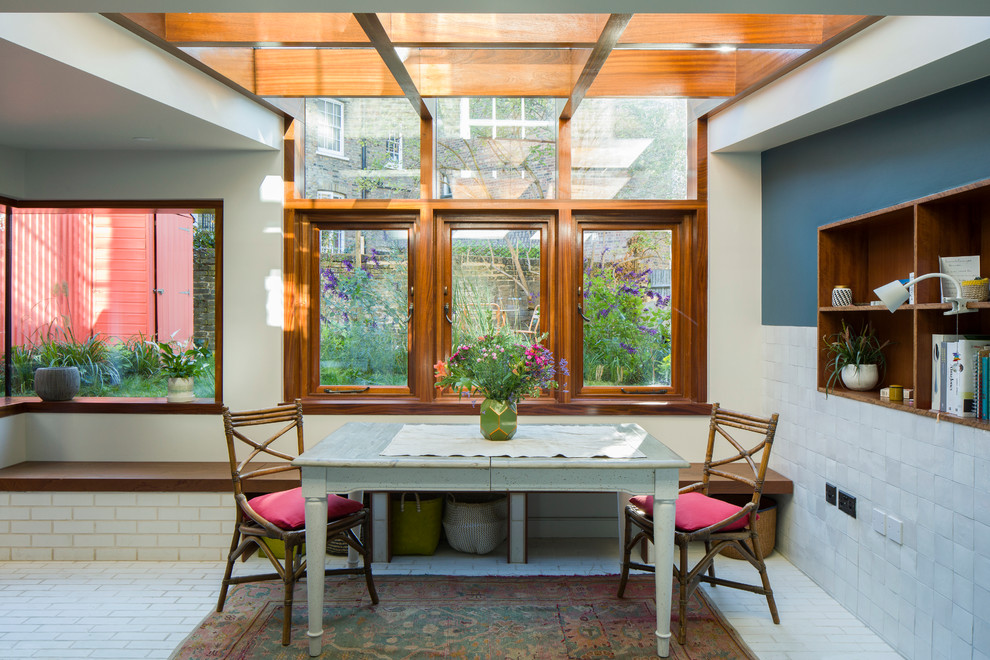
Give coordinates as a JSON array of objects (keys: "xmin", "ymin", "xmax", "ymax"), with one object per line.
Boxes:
[{"xmin": 817, "ymin": 178, "xmax": 990, "ymax": 427}]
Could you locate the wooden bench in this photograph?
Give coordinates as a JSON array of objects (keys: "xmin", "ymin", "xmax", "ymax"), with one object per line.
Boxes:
[
  {"xmin": 0, "ymin": 460, "xmax": 793, "ymax": 494},
  {"xmin": 0, "ymin": 461, "xmax": 793, "ymax": 563}
]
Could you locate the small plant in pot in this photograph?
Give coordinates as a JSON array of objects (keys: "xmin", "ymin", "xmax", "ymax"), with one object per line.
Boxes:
[
  {"xmin": 823, "ymin": 320, "xmax": 890, "ymax": 395},
  {"xmin": 151, "ymin": 338, "xmax": 211, "ymax": 403}
]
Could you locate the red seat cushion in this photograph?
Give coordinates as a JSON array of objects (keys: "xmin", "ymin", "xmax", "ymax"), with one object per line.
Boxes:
[
  {"xmin": 629, "ymin": 492, "xmax": 754, "ymax": 532},
  {"xmin": 247, "ymin": 487, "xmax": 363, "ymax": 530}
]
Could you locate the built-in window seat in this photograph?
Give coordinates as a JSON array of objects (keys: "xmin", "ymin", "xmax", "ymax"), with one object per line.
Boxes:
[{"xmin": 0, "ymin": 461, "xmax": 792, "ymax": 562}]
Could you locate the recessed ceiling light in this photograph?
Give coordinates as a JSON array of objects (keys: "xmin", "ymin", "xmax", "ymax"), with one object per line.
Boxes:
[
  {"xmin": 717, "ymin": 45, "xmax": 737, "ymax": 53},
  {"xmin": 132, "ymin": 136, "xmax": 156, "ymax": 142}
]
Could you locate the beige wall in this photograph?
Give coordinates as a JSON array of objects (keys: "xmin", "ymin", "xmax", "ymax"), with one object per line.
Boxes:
[{"xmin": 3, "ymin": 136, "xmax": 765, "ymax": 466}]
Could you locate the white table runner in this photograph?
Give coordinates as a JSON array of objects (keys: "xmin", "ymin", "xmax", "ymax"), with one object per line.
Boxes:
[{"xmin": 381, "ymin": 423, "xmax": 647, "ymax": 458}]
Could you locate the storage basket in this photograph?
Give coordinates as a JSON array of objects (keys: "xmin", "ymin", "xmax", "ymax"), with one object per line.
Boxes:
[
  {"xmin": 390, "ymin": 492, "xmax": 444, "ymax": 556},
  {"xmin": 717, "ymin": 496, "xmax": 777, "ymax": 560},
  {"xmin": 442, "ymin": 493, "xmax": 508, "ymax": 555},
  {"xmin": 328, "ymin": 536, "xmax": 349, "ymax": 556},
  {"xmin": 961, "ymin": 278, "xmax": 989, "ymax": 302}
]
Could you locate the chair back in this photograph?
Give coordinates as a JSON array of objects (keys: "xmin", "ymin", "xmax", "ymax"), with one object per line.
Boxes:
[
  {"xmin": 698, "ymin": 403, "xmax": 779, "ymax": 510},
  {"xmin": 222, "ymin": 399, "xmax": 305, "ymax": 511}
]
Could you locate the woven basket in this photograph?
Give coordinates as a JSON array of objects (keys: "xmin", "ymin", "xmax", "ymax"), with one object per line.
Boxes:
[
  {"xmin": 443, "ymin": 493, "xmax": 508, "ymax": 555},
  {"xmin": 718, "ymin": 497, "xmax": 777, "ymax": 560},
  {"xmin": 961, "ymin": 278, "xmax": 989, "ymax": 302},
  {"xmin": 328, "ymin": 536, "xmax": 349, "ymax": 556}
]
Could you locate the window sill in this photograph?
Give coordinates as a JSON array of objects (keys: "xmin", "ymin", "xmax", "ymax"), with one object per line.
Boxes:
[
  {"xmin": 0, "ymin": 397, "xmax": 222, "ymax": 416},
  {"xmin": 298, "ymin": 397, "xmax": 711, "ymax": 416}
]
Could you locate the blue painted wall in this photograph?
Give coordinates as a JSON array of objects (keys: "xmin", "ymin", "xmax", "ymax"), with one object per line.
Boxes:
[{"xmin": 762, "ymin": 74, "xmax": 990, "ymax": 327}]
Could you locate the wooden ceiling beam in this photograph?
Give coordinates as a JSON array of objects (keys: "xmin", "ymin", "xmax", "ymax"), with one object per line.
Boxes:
[
  {"xmin": 410, "ymin": 49, "xmax": 588, "ymax": 97},
  {"xmin": 163, "ymin": 13, "xmax": 368, "ymax": 46},
  {"xmin": 588, "ymin": 50, "xmax": 738, "ymax": 98},
  {"xmin": 383, "ymin": 13, "xmax": 606, "ymax": 45},
  {"xmin": 622, "ymin": 14, "xmax": 827, "ymax": 46},
  {"xmin": 560, "ymin": 14, "xmax": 632, "ymax": 120},
  {"xmin": 353, "ymin": 13, "xmax": 432, "ymax": 120},
  {"xmin": 255, "ymin": 49, "xmax": 403, "ymax": 97},
  {"xmin": 180, "ymin": 48, "xmax": 257, "ymax": 93}
]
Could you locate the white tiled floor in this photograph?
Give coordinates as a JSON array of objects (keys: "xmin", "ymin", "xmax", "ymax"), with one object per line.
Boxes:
[{"xmin": 0, "ymin": 539, "xmax": 902, "ymax": 659}]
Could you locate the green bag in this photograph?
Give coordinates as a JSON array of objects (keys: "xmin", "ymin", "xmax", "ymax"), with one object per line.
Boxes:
[{"xmin": 390, "ymin": 492, "xmax": 443, "ymax": 556}]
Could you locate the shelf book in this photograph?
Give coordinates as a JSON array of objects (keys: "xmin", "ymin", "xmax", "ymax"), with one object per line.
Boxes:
[{"xmin": 945, "ymin": 339, "xmax": 990, "ymax": 417}]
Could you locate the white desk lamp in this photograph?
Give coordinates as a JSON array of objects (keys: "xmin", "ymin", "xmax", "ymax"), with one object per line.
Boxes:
[{"xmin": 873, "ymin": 272, "xmax": 975, "ymax": 315}]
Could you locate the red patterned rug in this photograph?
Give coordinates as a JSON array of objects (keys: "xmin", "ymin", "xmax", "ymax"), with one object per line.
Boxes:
[{"xmin": 171, "ymin": 575, "xmax": 757, "ymax": 659}]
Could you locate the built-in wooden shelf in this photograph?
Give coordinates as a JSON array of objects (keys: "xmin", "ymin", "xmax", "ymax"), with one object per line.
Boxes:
[{"xmin": 817, "ymin": 178, "xmax": 990, "ymax": 431}]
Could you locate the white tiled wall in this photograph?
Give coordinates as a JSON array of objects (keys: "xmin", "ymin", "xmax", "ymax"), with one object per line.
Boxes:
[
  {"xmin": 765, "ymin": 325, "xmax": 990, "ymax": 660},
  {"xmin": 0, "ymin": 492, "xmax": 234, "ymax": 561}
]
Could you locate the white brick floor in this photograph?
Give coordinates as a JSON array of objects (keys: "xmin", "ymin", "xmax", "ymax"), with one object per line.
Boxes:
[{"xmin": 0, "ymin": 540, "xmax": 902, "ymax": 659}]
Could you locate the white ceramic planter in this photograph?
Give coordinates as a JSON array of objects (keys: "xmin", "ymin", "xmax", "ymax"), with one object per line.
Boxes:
[
  {"xmin": 166, "ymin": 377, "xmax": 195, "ymax": 403},
  {"xmin": 840, "ymin": 364, "xmax": 879, "ymax": 391}
]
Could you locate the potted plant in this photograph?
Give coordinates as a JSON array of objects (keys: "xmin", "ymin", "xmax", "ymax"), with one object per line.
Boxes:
[
  {"xmin": 152, "ymin": 338, "xmax": 211, "ymax": 402},
  {"xmin": 434, "ymin": 329, "xmax": 567, "ymax": 440},
  {"xmin": 823, "ymin": 320, "xmax": 890, "ymax": 395}
]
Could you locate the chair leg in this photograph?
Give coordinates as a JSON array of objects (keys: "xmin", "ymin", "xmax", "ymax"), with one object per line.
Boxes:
[
  {"xmin": 216, "ymin": 529, "xmax": 241, "ymax": 613},
  {"xmin": 357, "ymin": 524, "xmax": 379, "ymax": 605},
  {"xmin": 281, "ymin": 541, "xmax": 297, "ymax": 646},
  {"xmin": 677, "ymin": 541, "xmax": 690, "ymax": 645},
  {"xmin": 752, "ymin": 539, "xmax": 780, "ymax": 624},
  {"xmin": 704, "ymin": 541, "xmax": 716, "ymax": 581},
  {"xmin": 617, "ymin": 509, "xmax": 634, "ymax": 598}
]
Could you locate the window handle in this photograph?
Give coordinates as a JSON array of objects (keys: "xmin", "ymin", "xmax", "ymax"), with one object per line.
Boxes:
[
  {"xmin": 407, "ymin": 302, "xmax": 414, "ymax": 322},
  {"xmin": 577, "ymin": 304, "xmax": 591, "ymax": 323},
  {"xmin": 620, "ymin": 388, "xmax": 671, "ymax": 395},
  {"xmin": 444, "ymin": 302, "xmax": 455, "ymax": 324},
  {"xmin": 319, "ymin": 386, "xmax": 370, "ymax": 394}
]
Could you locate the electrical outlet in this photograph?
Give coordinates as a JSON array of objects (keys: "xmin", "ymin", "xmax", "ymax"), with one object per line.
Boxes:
[
  {"xmin": 872, "ymin": 508, "xmax": 886, "ymax": 534},
  {"xmin": 825, "ymin": 483, "xmax": 837, "ymax": 505},
  {"xmin": 887, "ymin": 516, "xmax": 903, "ymax": 544},
  {"xmin": 838, "ymin": 490, "xmax": 856, "ymax": 518}
]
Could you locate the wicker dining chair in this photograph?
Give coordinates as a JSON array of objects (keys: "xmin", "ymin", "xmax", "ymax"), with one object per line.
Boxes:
[
  {"xmin": 217, "ymin": 399, "xmax": 378, "ymax": 646},
  {"xmin": 617, "ymin": 403, "xmax": 781, "ymax": 645}
]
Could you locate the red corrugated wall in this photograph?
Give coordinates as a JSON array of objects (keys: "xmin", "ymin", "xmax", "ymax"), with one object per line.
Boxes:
[{"xmin": 6, "ymin": 210, "xmax": 158, "ymax": 346}]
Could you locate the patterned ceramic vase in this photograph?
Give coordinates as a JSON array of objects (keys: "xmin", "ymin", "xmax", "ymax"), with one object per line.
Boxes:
[
  {"xmin": 831, "ymin": 285, "xmax": 853, "ymax": 307},
  {"xmin": 34, "ymin": 366, "xmax": 80, "ymax": 401},
  {"xmin": 479, "ymin": 398, "xmax": 518, "ymax": 441},
  {"xmin": 166, "ymin": 377, "xmax": 195, "ymax": 403}
]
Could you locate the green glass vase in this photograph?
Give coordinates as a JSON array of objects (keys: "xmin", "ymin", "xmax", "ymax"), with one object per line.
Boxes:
[{"xmin": 479, "ymin": 398, "xmax": 518, "ymax": 441}]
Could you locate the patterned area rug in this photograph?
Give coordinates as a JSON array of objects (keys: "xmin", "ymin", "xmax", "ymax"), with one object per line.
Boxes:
[{"xmin": 171, "ymin": 575, "xmax": 757, "ymax": 659}]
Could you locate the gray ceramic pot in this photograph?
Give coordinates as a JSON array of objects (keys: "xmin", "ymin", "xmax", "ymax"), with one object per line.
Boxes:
[{"xmin": 34, "ymin": 366, "xmax": 81, "ymax": 401}]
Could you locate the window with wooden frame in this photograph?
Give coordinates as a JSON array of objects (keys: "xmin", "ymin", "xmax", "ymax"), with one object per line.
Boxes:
[
  {"xmin": 283, "ymin": 113, "xmax": 708, "ymax": 415},
  {"xmin": 0, "ymin": 199, "xmax": 222, "ymax": 409}
]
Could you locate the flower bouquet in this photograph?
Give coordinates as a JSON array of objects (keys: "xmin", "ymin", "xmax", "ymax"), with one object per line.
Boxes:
[{"xmin": 435, "ymin": 330, "xmax": 567, "ymax": 440}]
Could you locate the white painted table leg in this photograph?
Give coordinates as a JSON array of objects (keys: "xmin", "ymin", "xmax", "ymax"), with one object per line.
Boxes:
[
  {"xmin": 508, "ymin": 492, "xmax": 527, "ymax": 563},
  {"xmin": 305, "ymin": 494, "xmax": 328, "ymax": 656},
  {"xmin": 371, "ymin": 492, "xmax": 389, "ymax": 563},
  {"xmin": 652, "ymin": 482, "xmax": 676, "ymax": 658}
]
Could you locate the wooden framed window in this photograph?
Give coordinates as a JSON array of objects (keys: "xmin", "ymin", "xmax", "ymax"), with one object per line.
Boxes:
[{"xmin": 283, "ymin": 112, "xmax": 708, "ymax": 415}]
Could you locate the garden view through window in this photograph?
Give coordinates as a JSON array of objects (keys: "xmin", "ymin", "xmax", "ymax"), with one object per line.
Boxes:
[
  {"xmin": 318, "ymin": 228, "xmax": 409, "ymax": 388},
  {"xmin": 450, "ymin": 227, "xmax": 542, "ymax": 349},
  {"xmin": 0, "ymin": 207, "xmax": 217, "ymax": 399},
  {"xmin": 582, "ymin": 229, "xmax": 672, "ymax": 388}
]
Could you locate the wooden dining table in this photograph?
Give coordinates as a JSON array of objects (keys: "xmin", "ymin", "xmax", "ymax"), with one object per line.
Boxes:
[{"xmin": 294, "ymin": 421, "xmax": 689, "ymax": 657}]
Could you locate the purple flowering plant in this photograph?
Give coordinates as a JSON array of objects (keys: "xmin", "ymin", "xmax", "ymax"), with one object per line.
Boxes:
[{"xmin": 435, "ymin": 330, "xmax": 568, "ymax": 405}]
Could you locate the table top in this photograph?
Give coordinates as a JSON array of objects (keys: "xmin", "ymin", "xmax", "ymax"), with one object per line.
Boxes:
[{"xmin": 294, "ymin": 422, "xmax": 688, "ymax": 471}]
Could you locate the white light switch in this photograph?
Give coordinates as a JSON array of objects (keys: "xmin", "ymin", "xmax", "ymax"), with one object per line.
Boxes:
[
  {"xmin": 872, "ymin": 508, "xmax": 886, "ymax": 535},
  {"xmin": 887, "ymin": 516, "xmax": 903, "ymax": 544}
]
